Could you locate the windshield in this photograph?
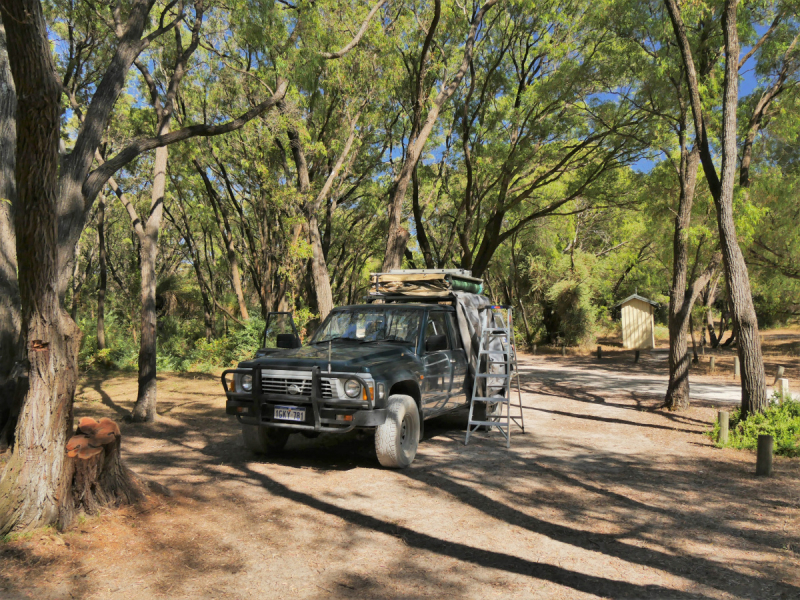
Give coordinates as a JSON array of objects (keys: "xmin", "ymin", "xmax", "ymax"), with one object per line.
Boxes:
[{"xmin": 311, "ymin": 308, "xmax": 422, "ymax": 346}]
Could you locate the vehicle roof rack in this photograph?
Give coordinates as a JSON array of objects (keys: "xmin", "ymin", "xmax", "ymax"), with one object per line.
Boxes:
[
  {"xmin": 365, "ymin": 293, "xmax": 456, "ymax": 305},
  {"xmin": 370, "ymin": 268, "xmax": 484, "ymax": 297}
]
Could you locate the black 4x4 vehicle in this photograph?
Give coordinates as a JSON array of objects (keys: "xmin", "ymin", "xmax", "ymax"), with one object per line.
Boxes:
[{"xmin": 222, "ymin": 302, "xmax": 483, "ymax": 468}]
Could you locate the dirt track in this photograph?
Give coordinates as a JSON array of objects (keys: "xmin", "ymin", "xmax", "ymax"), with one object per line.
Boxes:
[{"xmin": 1, "ymin": 356, "xmax": 799, "ymax": 599}]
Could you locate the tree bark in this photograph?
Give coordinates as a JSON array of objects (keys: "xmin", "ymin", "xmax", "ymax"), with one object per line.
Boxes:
[
  {"xmin": 0, "ymin": 18, "xmax": 18, "ymax": 370},
  {"xmin": 0, "ymin": 20, "xmax": 20, "ymax": 449},
  {"xmin": 0, "ymin": 0, "xmax": 82, "ymax": 533},
  {"xmin": 664, "ymin": 134, "xmax": 700, "ymax": 411},
  {"xmin": 130, "ymin": 122, "xmax": 169, "ymax": 423},
  {"xmin": 664, "ymin": 0, "xmax": 767, "ymax": 416},
  {"xmin": 716, "ymin": 1, "xmax": 766, "ymax": 416},
  {"xmin": 96, "ymin": 193, "xmax": 107, "ymax": 350}
]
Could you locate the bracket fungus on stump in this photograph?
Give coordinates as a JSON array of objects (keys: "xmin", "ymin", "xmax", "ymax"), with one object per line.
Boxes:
[{"xmin": 62, "ymin": 417, "xmax": 145, "ymax": 526}]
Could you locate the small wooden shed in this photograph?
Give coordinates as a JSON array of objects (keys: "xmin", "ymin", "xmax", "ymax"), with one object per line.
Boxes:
[{"xmin": 614, "ymin": 294, "xmax": 658, "ymax": 350}]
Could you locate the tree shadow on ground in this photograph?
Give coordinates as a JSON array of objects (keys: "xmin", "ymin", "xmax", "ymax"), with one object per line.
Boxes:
[{"xmin": 24, "ymin": 374, "xmax": 798, "ymax": 599}]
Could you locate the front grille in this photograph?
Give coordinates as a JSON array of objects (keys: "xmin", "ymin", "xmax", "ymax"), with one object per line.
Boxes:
[{"xmin": 260, "ymin": 372, "xmax": 334, "ymax": 399}]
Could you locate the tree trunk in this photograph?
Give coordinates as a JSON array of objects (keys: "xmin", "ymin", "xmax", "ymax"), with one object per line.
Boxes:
[
  {"xmin": 411, "ymin": 166, "xmax": 435, "ymax": 269},
  {"xmin": 307, "ymin": 213, "xmax": 334, "ymax": 319},
  {"xmin": 0, "ymin": 21, "xmax": 19, "ymax": 382},
  {"xmin": 664, "ymin": 134, "xmax": 700, "ymax": 411},
  {"xmin": 689, "ymin": 313, "xmax": 699, "ymax": 364},
  {"xmin": 0, "ymin": 20, "xmax": 20, "ymax": 450},
  {"xmin": 664, "ymin": 0, "xmax": 767, "ymax": 416},
  {"xmin": 96, "ymin": 193, "xmax": 107, "ymax": 350},
  {"xmin": 715, "ymin": 2, "xmax": 766, "ymax": 416},
  {"xmin": 0, "ymin": 0, "xmax": 83, "ymax": 533},
  {"xmin": 131, "ymin": 122, "xmax": 170, "ymax": 423}
]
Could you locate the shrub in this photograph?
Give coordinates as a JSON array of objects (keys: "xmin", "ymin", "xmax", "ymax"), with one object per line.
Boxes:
[
  {"xmin": 545, "ymin": 279, "xmax": 597, "ymax": 347},
  {"xmin": 710, "ymin": 395, "xmax": 800, "ymax": 457}
]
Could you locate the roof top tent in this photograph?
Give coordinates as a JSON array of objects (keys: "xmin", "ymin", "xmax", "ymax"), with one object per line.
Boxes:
[
  {"xmin": 613, "ymin": 294, "xmax": 658, "ymax": 350},
  {"xmin": 369, "ymin": 268, "xmax": 484, "ymax": 301}
]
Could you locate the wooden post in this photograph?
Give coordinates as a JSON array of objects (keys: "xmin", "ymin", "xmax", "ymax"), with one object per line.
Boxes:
[
  {"xmin": 734, "ymin": 356, "xmax": 740, "ymax": 379},
  {"xmin": 718, "ymin": 411, "xmax": 729, "ymax": 444},
  {"xmin": 709, "ymin": 356, "xmax": 715, "ymax": 372},
  {"xmin": 597, "ymin": 346, "xmax": 602, "ymax": 360},
  {"xmin": 756, "ymin": 434, "xmax": 773, "ymax": 476},
  {"xmin": 773, "ymin": 366, "xmax": 785, "ymax": 386},
  {"xmin": 561, "ymin": 345, "xmax": 566, "ymax": 356},
  {"xmin": 778, "ymin": 378, "xmax": 790, "ymax": 403},
  {"xmin": 532, "ymin": 344, "xmax": 537, "ymax": 356},
  {"xmin": 634, "ymin": 350, "xmax": 640, "ymax": 363}
]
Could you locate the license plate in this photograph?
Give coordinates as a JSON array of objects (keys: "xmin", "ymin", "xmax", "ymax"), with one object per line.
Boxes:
[{"xmin": 274, "ymin": 405, "xmax": 306, "ymax": 422}]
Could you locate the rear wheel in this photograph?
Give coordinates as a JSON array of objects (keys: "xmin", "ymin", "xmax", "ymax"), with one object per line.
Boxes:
[
  {"xmin": 242, "ymin": 425, "xmax": 290, "ymax": 454},
  {"xmin": 375, "ymin": 395, "xmax": 420, "ymax": 468}
]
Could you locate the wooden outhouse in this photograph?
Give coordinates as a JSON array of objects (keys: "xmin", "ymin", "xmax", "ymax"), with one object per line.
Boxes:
[{"xmin": 614, "ymin": 294, "xmax": 658, "ymax": 350}]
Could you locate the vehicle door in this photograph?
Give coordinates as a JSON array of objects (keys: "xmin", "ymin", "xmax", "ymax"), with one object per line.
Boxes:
[
  {"xmin": 421, "ymin": 311, "xmax": 454, "ymax": 417},
  {"xmin": 445, "ymin": 312, "xmax": 469, "ymax": 410}
]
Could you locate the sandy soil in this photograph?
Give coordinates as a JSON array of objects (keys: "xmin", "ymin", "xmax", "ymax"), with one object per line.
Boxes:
[{"xmin": 1, "ymin": 351, "xmax": 799, "ymax": 599}]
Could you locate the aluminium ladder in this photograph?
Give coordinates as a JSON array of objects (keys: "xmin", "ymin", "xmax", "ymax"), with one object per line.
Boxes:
[{"xmin": 465, "ymin": 305, "xmax": 525, "ymax": 448}]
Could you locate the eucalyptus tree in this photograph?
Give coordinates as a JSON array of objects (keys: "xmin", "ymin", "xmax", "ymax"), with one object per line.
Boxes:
[
  {"xmin": 382, "ymin": 0, "xmax": 501, "ymax": 271},
  {"xmin": 408, "ymin": 0, "xmax": 647, "ymax": 277},
  {"xmin": 613, "ymin": 0, "xmax": 724, "ymax": 410},
  {"xmin": 663, "ymin": 0, "xmax": 799, "ymax": 415}
]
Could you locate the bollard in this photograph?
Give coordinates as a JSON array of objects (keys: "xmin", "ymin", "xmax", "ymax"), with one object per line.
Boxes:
[
  {"xmin": 718, "ymin": 411, "xmax": 729, "ymax": 444},
  {"xmin": 709, "ymin": 356, "xmax": 715, "ymax": 372},
  {"xmin": 773, "ymin": 366, "xmax": 785, "ymax": 386},
  {"xmin": 734, "ymin": 356, "xmax": 740, "ymax": 379},
  {"xmin": 634, "ymin": 350, "xmax": 640, "ymax": 363},
  {"xmin": 778, "ymin": 378, "xmax": 790, "ymax": 403},
  {"xmin": 561, "ymin": 345, "xmax": 566, "ymax": 356},
  {"xmin": 597, "ymin": 346, "xmax": 602, "ymax": 360},
  {"xmin": 756, "ymin": 435, "xmax": 774, "ymax": 476}
]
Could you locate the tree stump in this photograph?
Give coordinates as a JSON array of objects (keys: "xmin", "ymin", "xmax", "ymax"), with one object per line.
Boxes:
[{"xmin": 59, "ymin": 417, "xmax": 145, "ymax": 528}]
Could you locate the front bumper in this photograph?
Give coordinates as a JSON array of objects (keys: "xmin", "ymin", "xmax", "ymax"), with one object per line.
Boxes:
[{"xmin": 221, "ymin": 366, "xmax": 386, "ymax": 433}]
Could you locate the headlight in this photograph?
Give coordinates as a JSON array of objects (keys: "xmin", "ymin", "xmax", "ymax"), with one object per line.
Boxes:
[
  {"xmin": 240, "ymin": 374, "xmax": 253, "ymax": 392},
  {"xmin": 344, "ymin": 378, "xmax": 361, "ymax": 398}
]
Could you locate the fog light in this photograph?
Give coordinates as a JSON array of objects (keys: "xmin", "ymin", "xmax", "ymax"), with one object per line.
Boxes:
[
  {"xmin": 336, "ymin": 414, "xmax": 354, "ymax": 421},
  {"xmin": 236, "ymin": 406, "xmax": 249, "ymax": 414}
]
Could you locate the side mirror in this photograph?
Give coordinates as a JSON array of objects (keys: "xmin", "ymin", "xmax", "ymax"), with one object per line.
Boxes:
[
  {"xmin": 276, "ymin": 333, "xmax": 301, "ymax": 349},
  {"xmin": 425, "ymin": 334, "xmax": 448, "ymax": 353}
]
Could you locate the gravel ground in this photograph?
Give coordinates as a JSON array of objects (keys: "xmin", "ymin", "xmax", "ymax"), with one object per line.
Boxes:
[{"xmin": 0, "ymin": 356, "xmax": 798, "ymax": 600}]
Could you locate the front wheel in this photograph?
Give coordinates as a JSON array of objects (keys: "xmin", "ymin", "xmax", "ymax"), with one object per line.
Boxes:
[
  {"xmin": 375, "ymin": 395, "xmax": 420, "ymax": 468},
  {"xmin": 242, "ymin": 425, "xmax": 290, "ymax": 455}
]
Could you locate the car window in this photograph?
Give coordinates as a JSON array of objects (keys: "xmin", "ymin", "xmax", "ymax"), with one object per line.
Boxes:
[
  {"xmin": 424, "ymin": 313, "xmax": 450, "ymax": 350},
  {"xmin": 446, "ymin": 313, "xmax": 462, "ymax": 349},
  {"xmin": 312, "ymin": 309, "xmax": 421, "ymax": 345}
]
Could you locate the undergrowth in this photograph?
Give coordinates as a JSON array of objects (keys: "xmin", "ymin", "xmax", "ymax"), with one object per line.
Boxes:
[{"xmin": 710, "ymin": 394, "xmax": 800, "ymax": 457}]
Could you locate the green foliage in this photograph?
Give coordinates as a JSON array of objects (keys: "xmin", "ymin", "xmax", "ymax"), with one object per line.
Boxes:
[
  {"xmin": 191, "ymin": 318, "xmax": 267, "ymax": 371},
  {"xmin": 710, "ymin": 396, "xmax": 800, "ymax": 457},
  {"xmin": 547, "ymin": 278, "xmax": 598, "ymax": 347}
]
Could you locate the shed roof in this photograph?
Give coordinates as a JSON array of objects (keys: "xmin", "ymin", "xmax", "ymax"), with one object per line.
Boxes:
[{"xmin": 612, "ymin": 294, "xmax": 659, "ymax": 309}]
